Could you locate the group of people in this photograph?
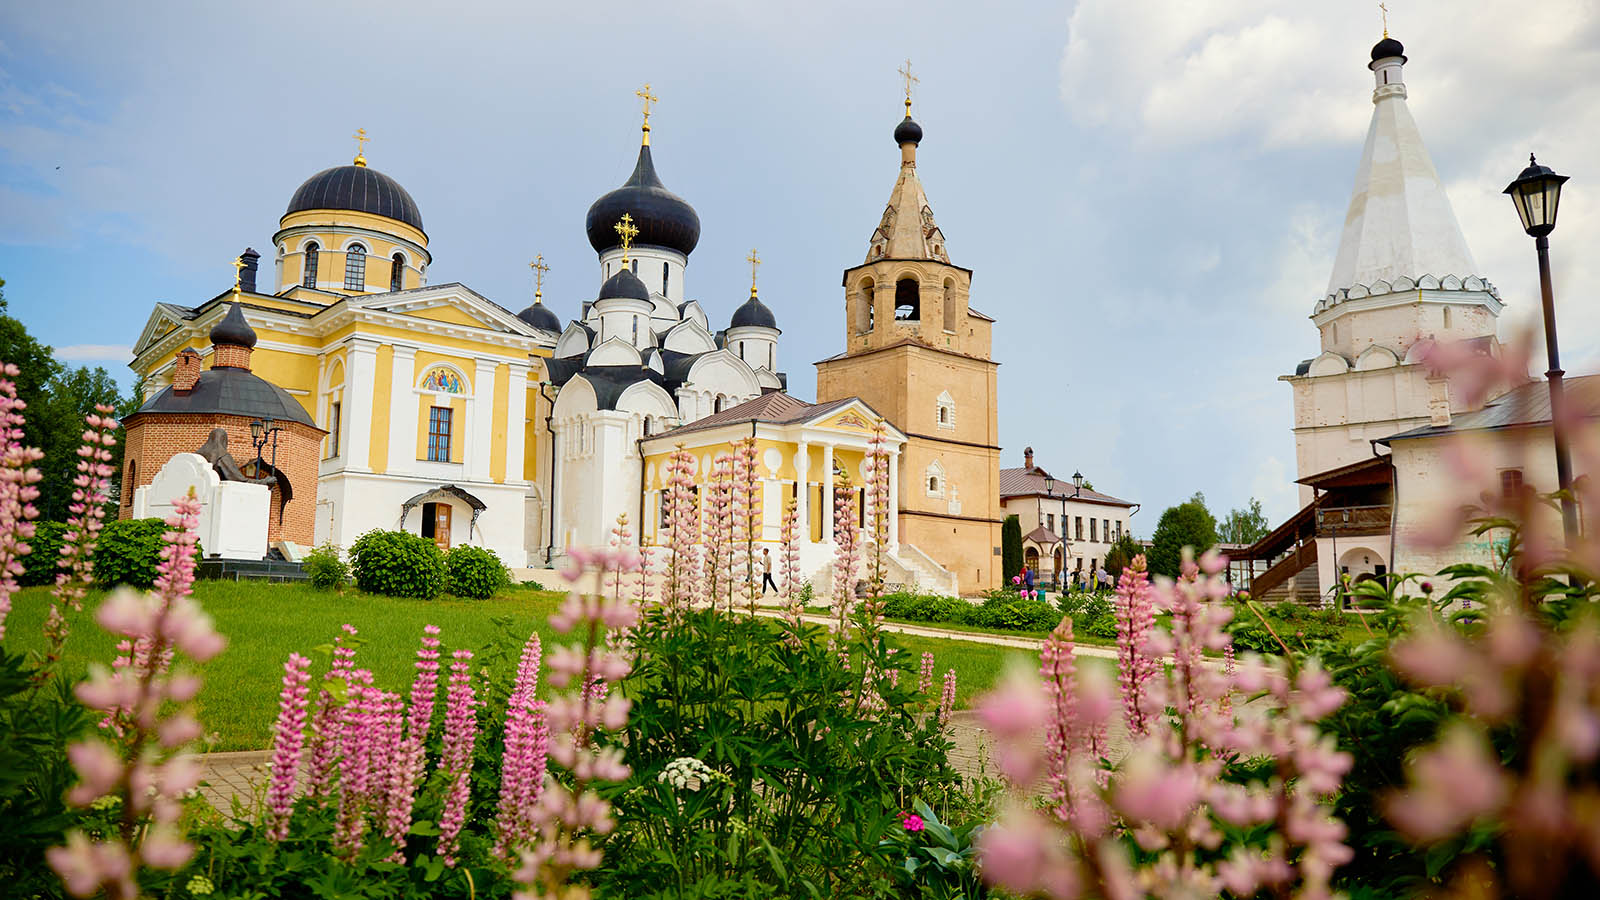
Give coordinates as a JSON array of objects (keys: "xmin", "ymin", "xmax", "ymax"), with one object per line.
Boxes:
[{"xmin": 1018, "ymin": 564, "xmax": 1113, "ymax": 594}]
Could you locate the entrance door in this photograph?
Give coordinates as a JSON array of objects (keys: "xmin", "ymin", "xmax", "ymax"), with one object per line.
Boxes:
[{"xmin": 433, "ymin": 504, "xmax": 452, "ymax": 550}]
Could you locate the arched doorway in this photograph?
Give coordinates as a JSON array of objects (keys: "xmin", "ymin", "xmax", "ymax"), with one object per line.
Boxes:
[
  {"xmin": 1024, "ymin": 546, "xmax": 1040, "ymax": 575},
  {"xmin": 1338, "ymin": 546, "xmax": 1386, "ymax": 583}
]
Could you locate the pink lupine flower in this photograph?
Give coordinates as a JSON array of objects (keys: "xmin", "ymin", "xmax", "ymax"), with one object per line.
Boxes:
[
  {"xmin": 0, "ymin": 362, "xmax": 43, "ymax": 641},
  {"xmin": 265, "ymin": 653, "xmax": 312, "ymax": 841},
  {"xmin": 437, "ymin": 649, "xmax": 478, "ymax": 866},
  {"xmin": 1113, "ymin": 555, "xmax": 1159, "ymax": 737},
  {"xmin": 305, "ymin": 624, "xmax": 360, "ymax": 799},
  {"xmin": 497, "ymin": 636, "xmax": 549, "ymax": 858},
  {"xmin": 334, "ymin": 672, "xmax": 379, "ymax": 857},
  {"xmin": 830, "ymin": 474, "xmax": 860, "ymax": 637},
  {"xmin": 918, "ymin": 651, "xmax": 935, "ymax": 696},
  {"xmin": 43, "ymin": 406, "xmax": 117, "ymax": 663},
  {"xmin": 860, "ymin": 423, "xmax": 892, "ymax": 623},
  {"xmin": 938, "ymin": 669, "xmax": 957, "ymax": 727},
  {"xmin": 780, "ymin": 496, "xmax": 803, "ymax": 638},
  {"xmin": 702, "ymin": 452, "xmax": 735, "ymax": 611},
  {"xmin": 661, "ymin": 445, "xmax": 702, "ymax": 615}
]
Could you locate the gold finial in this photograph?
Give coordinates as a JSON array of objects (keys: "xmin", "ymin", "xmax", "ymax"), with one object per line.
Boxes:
[
  {"xmin": 529, "ymin": 255, "xmax": 550, "ymax": 302},
  {"xmin": 614, "ymin": 214, "xmax": 639, "ymax": 264},
  {"xmin": 746, "ymin": 248, "xmax": 761, "ymax": 297},
  {"xmin": 636, "ymin": 83, "xmax": 658, "ymax": 146},
  {"xmin": 1379, "ymin": 2, "xmax": 1389, "ymax": 38},
  {"xmin": 352, "ymin": 128, "xmax": 370, "ymax": 167},
  {"xmin": 898, "ymin": 59, "xmax": 918, "ymax": 114},
  {"xmin": 231, "ymin": 255, "xmax": 246, "ymax": 294}
]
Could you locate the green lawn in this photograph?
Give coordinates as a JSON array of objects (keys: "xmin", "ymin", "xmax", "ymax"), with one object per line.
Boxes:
[{"xmin": 5, "ymin": 582, "xmax": 1051, "ymax": 750}]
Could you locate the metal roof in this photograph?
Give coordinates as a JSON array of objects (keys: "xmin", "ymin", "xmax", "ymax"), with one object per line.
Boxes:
[
  {"xmin": 998, "ymin": 466, "xmax": 1134, "ymax": 506},
  {"xmin": 1383, "ymin": 374, "xmax": 1600, "ymax": 443}
]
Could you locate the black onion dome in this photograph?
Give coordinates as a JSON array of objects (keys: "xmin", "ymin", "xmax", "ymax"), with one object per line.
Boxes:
[
  {"xmin": 894, "ymin": 115, "xmax": 923, "ymax": 146},
  {"xmin": 134, "ymin": 369, "xmax": 315, "ymax": 427},
  {"xmin": 585, "ymin": 146, "xmax": 700, "ymax": 256},
  {"xmin": 286, "ymin": 164, "xmax": 424, "ymax": 233},
  {"xmin": 209, "ymin": 301, "xmax": 258, "ymax": 350},
  {"xmin": 598, "ymin": 268, "xmax": 650, "ymax": 302},
  {"xmin": 517, "ymin": 301, "xmax": 563, "ymax": 332},
  {"xmin": 730, "ymin": 295, "xmax": 778, "ymax": 330},
  {"xmin": 1371, "ymin": 37, "xmax": 1406, "ymax": 62}
]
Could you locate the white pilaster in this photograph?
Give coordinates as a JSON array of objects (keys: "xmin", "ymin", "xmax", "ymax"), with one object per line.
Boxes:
[
  {"xmin": 386, "ymin": 345, "xmax": 417, "ymax": 474},
  {"xmin": 467, "ymin": 360, "xmax": 498, "ymax": 481},
  {"xmin": 505, "ymin": 363, "xmax": 529, "ymax": 484},
  {"xmin": 822, "ymin": 443, "xmax": 835, "ymax": 543},
  {"xmin": 888, "ymin": 449, "xmax": 899, "ymax": 551},
  {"xmin": 343, "ymin": 340, "xmax": 379, "ymax": 472},
  {"xmin": 551, "ymin": 422, "xmax": 565, "ymax": 554},
  {"xmin": 794, "ymin": 441, "xmax": 809, "ymax": 544}
]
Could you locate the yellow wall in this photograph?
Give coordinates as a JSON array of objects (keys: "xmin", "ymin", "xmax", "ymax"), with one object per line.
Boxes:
[
  {"xmin": 368, "ymin": 346, "xmax": 394, "ymax": 472},
  {"xmin": 490, "ymin": 363, "xmax": 509, "ymax": 482}
]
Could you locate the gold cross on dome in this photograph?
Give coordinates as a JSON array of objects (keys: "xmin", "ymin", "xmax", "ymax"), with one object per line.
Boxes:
[
  {"xmin": 614, "ymin": 214, "xmax": 639, "ymax": 263},
  {"xmin": 231, "ymin": 255, "xmax": 246, "ymax": 292},
  {"xmin": 1379, "ymin": 2, "xmax": 1389, "ymax": 37},
  {"xmin": 636, "ymin": 83, "xmax": 658, "ymax": 144},
  {"xmin": 746, "ymin": 248, "xmax": 761, "ymax": 296},
  {"xmin": 352, "ymin": 128, "xmax": 369, "ymax": 166},
  {"xmin": 898, "ymin": 59, "xmax": 918, "ymax": 112},
  {"xmin": 529, "ymin": 254, "xmax": 550, "ymax": 300}
]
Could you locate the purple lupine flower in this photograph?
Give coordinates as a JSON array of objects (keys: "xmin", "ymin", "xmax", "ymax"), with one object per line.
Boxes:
[
  {"xmin": 305, "ymin": 624, "xmax": 359, "ymax": 799},
  {"xmin": 437, "ymin": 649, "xmax": 477, "ymax": 866},
  {"xmin": 266, "ymin": 653, "xmax": 313, "ymax": 841},
  {"xmin": 938, "ymin": 669, "xmax": 957, "ymax": 727},
  {"xmin": 496, "ymin": 632, "xmax": 548, "ymax": 858},
  {"xmin": 0, "ymin": 362, "xmax": 43, "ymax": 641},
  {"xmin": 334, "ymin": 670, "xmax": 377, "ymax": 857}
]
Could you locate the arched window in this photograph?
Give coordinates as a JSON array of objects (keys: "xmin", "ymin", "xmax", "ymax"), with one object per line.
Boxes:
[
  {"xmin": 928, "ymin": 476, "xmax": 938, "ymax": 492},
  {"xmin": 344, "ymin": 243, "xmax": 367, "ymax": 291},
  {"xmin": 631, "ymin": 258, "xmax": 638, "ymax": 275},
  {"xmin": 662, "ymin": 262, "xmax": 670, "ymax": 295},
  {"xmin": 390, "ymin": 253, "xmax": 405, "ymax": 292},
  {"xmin": 302, "ymin": 241, "xmax": 320, "ymax": 287},
  {"xmin": 856, "ymin": 277, "xmax": 875, "ymax": 334},
  {"xmin": 894, "ymin": 277, "xmax": 920, "ymax": 320},
  {"xmin": 1443, "ymin": 306, "xmax": 1452, "ymax": 329},
  {"xmin": 936, "ymin": 391, "xmax": 956, "ymax": 431},
  {"xmin": 942, "ymin": 277, "xmax": 958, "ymax": 328}
]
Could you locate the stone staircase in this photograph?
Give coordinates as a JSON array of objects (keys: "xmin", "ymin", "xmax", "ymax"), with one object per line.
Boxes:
[{"xmin": 804, "ymin": 542, "xmax": 959, "ymax": 598}]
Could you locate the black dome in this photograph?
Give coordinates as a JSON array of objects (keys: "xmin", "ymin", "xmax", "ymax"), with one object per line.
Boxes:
[
  {"xmin": 1371, "ymin": 37, "xmax": 1406, "ymax": 62},
  {"xmin": 585, "ymin": 146, "xmax": 700, "ymax": 257},
  {"xmin": 517, "ymin": 301, "xmax": 563, "ymax": 332},
  {"xmin": 286, "ymin": 164, "xmax": 424, "ymax": 233},
  {"xmin": 730, "ymin": 295, "xmax": 777, "ymax": 330},
  {"xmin": 598, "ymin": 268, "xmax": 650, "ymax": 302},
  {"xmin": 209, "ymin": 301, "xmax": 258, "ymax": 350},
  {"xmin": 894, "ymin": 115, "xmax": 923, "ymax": 146},
  {"xmin": 133, "ymin": 368, "xmax": 315, "ymax": 428}
]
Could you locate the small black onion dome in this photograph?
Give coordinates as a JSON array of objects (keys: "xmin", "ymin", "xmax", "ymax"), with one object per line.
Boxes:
[
  {"xmin": 1371, "ymin": 37, "xmax": 1406, "ymax": 62},
  {"xmin": 286, "ymin": 164, "xmax": 424, "ymax": 232},
  {"xmin": 209, "ymin": 301, "xmax": 258, "ymax": 350},
  {"xmin": 597, "ymin": 268, "xmax": 650, "ymax": 302},
  {"xmin": 517, "ymin": 301, "xmax": 563, "ymax": 332},
  {"xmin": 585, "ymin": 146, "xmax": 701, "ymax": 256},
  {"xmin": 894, "ymin": 115, "xmax": 923, "ymax": 146},
  {"xmin": 730, "ymin": 295, "xmax": 778, "ymax": 330}
]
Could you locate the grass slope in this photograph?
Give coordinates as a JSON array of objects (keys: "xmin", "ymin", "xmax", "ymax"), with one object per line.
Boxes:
[{"xmin": 6, "ymin": 582, "xmax": 1056, "ymax": 750}]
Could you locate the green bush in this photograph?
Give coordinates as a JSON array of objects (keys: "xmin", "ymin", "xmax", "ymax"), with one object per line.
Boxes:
[
  {"xmin": 348, "ymin": 530, "xmax": 445, "ymax": 599},
  {"xmin": 444, "ymin": 545, "xmax": 509, "ymax": 599},
  {"xmin": 302, "ymin": 543, "xmax": 348, "ymax": 590},
  {"xmin": 20, "ymin": 520, "xmax": 66, "ymax": 587},
  {"xmin": 96, "ymin": 517, "xmax": 187, "ymax": 589},
  {"xmin": 970, "ymin": 596, "xmax": 1061, "ymax": 631},
  {"xmin": 881, "ymin": 590, "xmax": 1061, "ymax": 633}
]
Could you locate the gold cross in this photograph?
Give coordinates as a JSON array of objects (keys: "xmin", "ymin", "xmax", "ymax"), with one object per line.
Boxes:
[
  {"xmin": 898, "ymin": 59, "xmax": 918, "ymax": 112},
  {"xmin": 636, "ymin": 83, "xmax": 658, "ymax": 144},
  {"xmin": 746, "ymin": 248, "xmax": 761, "ymax": 296},
  {"xmin": 1379, "ymin": 2, "xmax": 1389, "ymax": 37},
  {"xmin": 352, "ymin": 128, "xmax": 369, "ymax": 166},
  {"xmin": 231, "ymin": 255, "xmax": 246, "ymax": 292},
  {"xmin": 614, "ymin": 214, "xmax": 639, "ymax": 263},
  {"xmin": 529, "ymin": 254, "xmax": 550, "ymax": 301}
]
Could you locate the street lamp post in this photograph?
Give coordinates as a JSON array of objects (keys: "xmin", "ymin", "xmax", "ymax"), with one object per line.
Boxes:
[{"xmin": 1504, "ymin": 154, "xmax": 1578, "ymax": 546}]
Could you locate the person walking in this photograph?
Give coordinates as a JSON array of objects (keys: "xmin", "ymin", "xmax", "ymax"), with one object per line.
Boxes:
[
  {"xmin": 761, "ymin": 547, "xmax": 778, "ymax": 596},
  {"xmin": 1023, "ymin": 565, "xmax": 1035, "ymax": 593}
]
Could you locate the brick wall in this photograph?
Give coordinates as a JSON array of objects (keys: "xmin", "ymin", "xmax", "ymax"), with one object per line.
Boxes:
[
  {"xmin": 120, "ymin": 414, "xmax": 324, "ymax": 548},
  {"xmin": 213, "ymin": 345, "xmax": 252, "ymax": 369}
]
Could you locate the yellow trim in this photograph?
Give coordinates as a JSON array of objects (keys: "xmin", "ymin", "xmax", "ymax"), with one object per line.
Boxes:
[
  {"xmin": 490, "ymin": 362, "xmax": 509, "ymax": 482},
  {"xmin": 368, "ymin": 345, "xmax": 394, "ymax": 473}
]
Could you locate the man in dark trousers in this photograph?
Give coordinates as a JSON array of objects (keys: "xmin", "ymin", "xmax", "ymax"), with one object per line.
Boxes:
[{"xmin": 761, "ymin": 548, "xmax": 778, "ymax": 596}]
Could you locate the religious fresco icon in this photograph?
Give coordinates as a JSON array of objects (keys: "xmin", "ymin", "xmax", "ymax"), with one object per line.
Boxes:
[{"xmin": 422, "ymin": 367, "xmax": 464, "ymax": 394}]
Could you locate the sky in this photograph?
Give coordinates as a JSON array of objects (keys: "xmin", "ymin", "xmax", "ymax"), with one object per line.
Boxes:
[{"xmin": 2, "ymin": 0, "xmax": 1597, "ymax": 533}]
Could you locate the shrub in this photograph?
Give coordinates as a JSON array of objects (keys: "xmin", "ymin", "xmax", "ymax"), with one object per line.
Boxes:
[
  {"xmin": 969, "ymin": 596, "xmax": 1061, "ymax": 631},
  {"xmin": 19, "ymin": 520, "xmax": 66, "ymax": 587},
  {"xmin": 348, "ymin": 529, "xmax": 445, "ymax": 599},
  {"xmin": 301, "ymin": 543, "xmax": 348, "ymax": 590},
  {"xmin": 96, "ymin": 517, "xmax": 189, "ymax": 588},
  {"xmin": 444, "ymin": 545, "xmax": 509, "ymax": 599}
]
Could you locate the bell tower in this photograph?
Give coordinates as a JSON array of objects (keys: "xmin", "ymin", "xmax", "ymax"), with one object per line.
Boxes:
[{"xmin": 815, "ymin": 72, "xmax": 1002, "ymax": 594}]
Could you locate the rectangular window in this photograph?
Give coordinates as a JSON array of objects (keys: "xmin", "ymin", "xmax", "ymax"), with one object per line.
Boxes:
[
  {"xmin": 1500, "ymin": 468, "xmax": 1525, "ymax": 497},
  {"xmin": 1104, "ymin": 519, "xmax": 1110, "ymax": 541},
  {"xmin": 1075, "ymin": 517, "xmax": 1083, "ymax": 540},
  {"xmin": 1115, "ymin": 521, "xmax": 1123, "ymax": 540},
  {"xmin": 1046, "ymin": 513, "xmax": 1055, "ymax": 532},
  {"xmin": 1090, "ymin": 519, "xmax": 1097, "ymax": 542},
  {"xmin": 427, "ymin": 406, "xmax": 453, "ymax": 462},
  {"xmin": 659, "ymin": 490, "xmax": 670, "ymax": 528},
  {"xmin": 344, "ymin": 249, "xmax": 366, "ymax": 291},
  {"xmin": 328, "ymin": 401, "xmax": 342, "ymax": 458}
]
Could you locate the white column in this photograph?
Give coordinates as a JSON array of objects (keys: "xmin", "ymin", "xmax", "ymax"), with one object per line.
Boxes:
[
  {"xmin": 342, "ymin": 340, "xmax": 379, "ymax": 472},
  {"xmin": 888, "ymin": 449, "xmax": 899, "ymax": 551},
  {"xmin": 466, "ymin": 359, "xmax": 497, "ymax": 481},
  {"xmin": 387, "ymin": 345, "xmax": 416, "ymax": 474},
  {"xmin": 550, "ymin": 421, "xmax": 565, "ymax": 556},
  {"xmin": 505, "ymin": 362, "xmax": 529, "ymax": 484},
  {"xmin": 822, "ymin": 443, "xmax": 835, "ymax": 543},
  {"xmin": 794, "ymin": 441, "xmax": 809, "ymax": 544}
]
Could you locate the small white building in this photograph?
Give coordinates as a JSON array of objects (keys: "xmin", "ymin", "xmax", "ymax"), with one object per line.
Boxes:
[{"xmin": 999, "ymin": 447, "xmax": 1137, "ymax": 585}]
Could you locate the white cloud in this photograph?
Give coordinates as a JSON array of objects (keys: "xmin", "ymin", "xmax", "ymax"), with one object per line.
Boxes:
[
  {"xmin": 54, "ymin": 344, "xmax": 130, "ymax": 363},
  {"xmin": 1249, "ymin": 455, "xmax": 1301, "ymax": 523}
]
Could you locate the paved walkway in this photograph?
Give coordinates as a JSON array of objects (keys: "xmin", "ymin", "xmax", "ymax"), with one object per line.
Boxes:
[{"xmin": 749, "ymin": 607, "xmax": 1121, "ymax": 659}]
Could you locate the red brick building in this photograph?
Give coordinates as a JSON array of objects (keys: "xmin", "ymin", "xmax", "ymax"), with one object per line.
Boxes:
[{"xmin": 121, "ymin": 301, "xmax": 325, "ymax": 548}]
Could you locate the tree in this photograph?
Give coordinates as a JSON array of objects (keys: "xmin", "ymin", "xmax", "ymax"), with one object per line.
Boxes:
[
  {"xmin": 1218, "ymin": 497, "xmax": 1270, "ymax": 545},
  {"xmin": 1104, "ymin": 533, "xmax": 1142, "ymax": 578},
  {"xmin": 1147, "ymin": 492, "xmax": 1218, "ymax": 578},
  {"xmin": 1001, "ymin": 514, "xmax": 1023, "ymax": 584}
]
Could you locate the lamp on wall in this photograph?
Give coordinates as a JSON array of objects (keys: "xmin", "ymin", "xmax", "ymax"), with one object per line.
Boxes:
[
  {"xmin": 1071, "ymin": 470, "xmax": 1084, "ymax": 498},
  {"xmin": 251, "ymin": 416, "xmax": 283, "ymax": 473}
]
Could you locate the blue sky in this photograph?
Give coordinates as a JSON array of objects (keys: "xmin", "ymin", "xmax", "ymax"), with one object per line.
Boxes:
[{"xmin": 2, "ymin": 0, "xmax": 1597, "ymax": 531}]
